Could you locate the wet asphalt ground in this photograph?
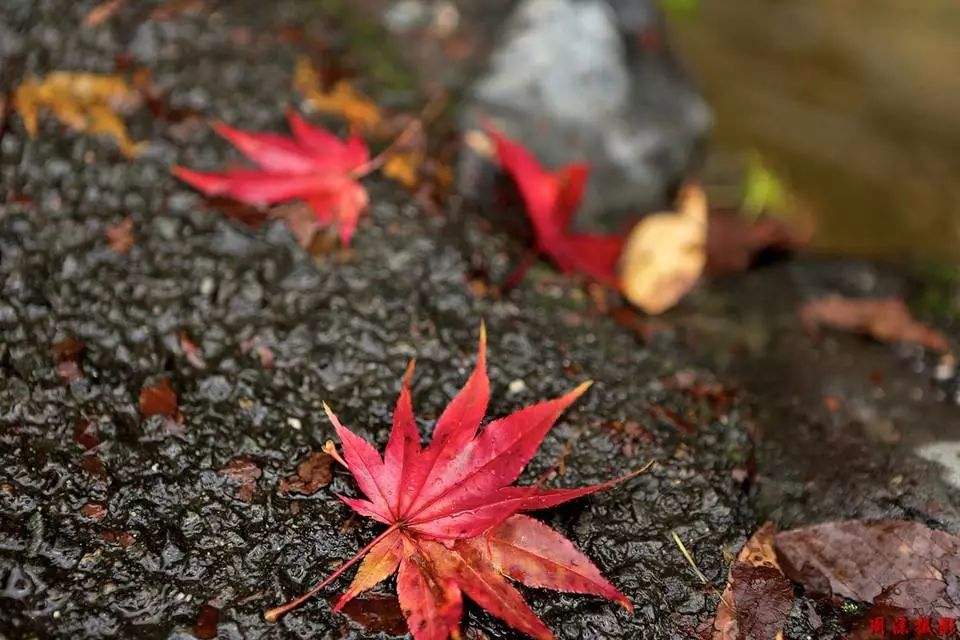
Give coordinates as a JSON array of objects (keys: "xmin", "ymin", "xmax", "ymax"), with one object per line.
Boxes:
[{"xmin": 1, "ymin": 1, "xmax": 958, "ymax": 639}]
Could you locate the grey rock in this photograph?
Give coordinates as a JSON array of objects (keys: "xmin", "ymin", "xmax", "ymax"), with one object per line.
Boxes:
[{"xmin": 461, "ymin": 0, "xmax": 710, "ymax": 230}]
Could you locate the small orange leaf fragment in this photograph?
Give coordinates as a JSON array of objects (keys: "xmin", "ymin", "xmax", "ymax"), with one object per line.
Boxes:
[{"xmin": 293, "ymin": 58, "xmax": 381, "ymax": 130}]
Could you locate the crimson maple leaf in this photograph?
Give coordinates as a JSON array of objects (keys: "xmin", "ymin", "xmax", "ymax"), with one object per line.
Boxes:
[
  {"xmin": 265, "ymin": 326, "xmax": 648, "ymax": 640},
  {"xmin": 487, "ymin": 127, "xmax": 626, "ymax": 289},
  {"xmin": 173, "ymin": 110, "xmax": 371, "ymax": 246}
]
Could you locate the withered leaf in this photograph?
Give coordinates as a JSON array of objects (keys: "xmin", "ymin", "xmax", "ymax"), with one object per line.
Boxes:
[
  {"xmin": 293, "ymin": 58, "xmax": 382, "ymax": 130},
  {"xmin": 712, "ymin": 522, "xmax": 793, "ymax": 640},
  {"xmin": 139, "ymin": 378, "xmax": 180, "ymax": 420},
  {"xmin": 219, "ymin": 456, "xmax": 262, "ymax": 502},
  {"xmin": 14, "ymin": 71, "xmax": 146, "ymax": 157},
  {"xmin": 775, "ymin": 520, "xmax": 960, "ymax": 617},
  {"xmin": 192, "ymin": 604, "xmax": 220, "ymax": 640},
  {"xmin": 178, "ymin": 331, "xmax": 207, "ymax": 369},
  {"xmin": 800, "ymin": 296, "xmax": 950, "ymax": 353},
  {"xmin": 278, "ymin": 452, "xmax": 333, "ymax": 496},
  {"xmin": 53, "ymin": 337, "xmax": 84, "ymax": 382}
]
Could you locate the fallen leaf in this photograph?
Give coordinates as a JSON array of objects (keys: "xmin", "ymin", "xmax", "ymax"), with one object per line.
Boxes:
[
  {"xmin": 14, "ymin": 71, "xmax": 146, "ymax": 157},
  {"xmin": 105, "ymin": 216, "xmax": 134, "ymax": 254},
  {"xmin": 620, "ymin": 184, "xmax": 707, "ymax": 314},
  {"xmin": 712, "ymin": 522, "xmax": 793, "ymax": 640},
  {"xmin": 52, "ymin": 337, "xmax": 84, "ymax": 382},
  {"xmin": 82, "ymin": 0, "xmax": 126, "ymax": 27},
  {"xmin": 80, "ymin": 503, "xmax": 108, "ymax": 521},
  {"xmin": 705, "ymin": 209, "xmax": 807, "ymax": 276},
  {"xmin": 100, "ymin": 530, "xmax": 136, "ymax": 547},
  {"xmin": 294, "ymin": 58, "xmax": 382, "ymax": 130},
  {"xmin": 240, "ymin": 335, "xmax": 274, "ymax": 369},
  {"xmin": 265, "ymin": 328, "xmax": 648, "ymax": 639},
  {"xmin": 218, "ymin": 456, "xmax": 262, "ymax": 502},
  {"xmin": 775, "ymin": 520, "xmax": 960, "ymax": 618},
  {"xmin": 330, "ymin": 593, "xmax": 407, "ymax": 636},
  {"xmin": 799, "ymin": 295, "xmax": 950, "ymax": 353},
  {"xmin": 192, "ymin": 604, "xmax": 219, "ymax": 640},
  {"xmin": 178, "ymin": 331, "xmax": 207, "ymax": 369},
  {"xmin": 74, "ymin": 420, "xmax": 100, "ymax": 450},
  {"xmin": 487, "ymin": 127, "xmax": 625, "ymax": 289},
  {"xmin": 742, "ymin": 152, "xmax": 787, "ymax": 218},
  {"xmin": 139, "ymin": 378, "xmax": 180, "ymax": 421},
  {"xmin": 383, "ymin": 150, "xmax": 422, "ymax": 188},
  {"xmin": 173, "ymin": 110, "xmax": 372, "ymax": 246},
  {"xmin": 278, "ymin": 452, "xmax": 333, "ymax": 496}
]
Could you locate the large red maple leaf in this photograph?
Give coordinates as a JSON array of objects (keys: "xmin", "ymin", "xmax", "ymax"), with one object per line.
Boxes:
[
  {"xmin": 487, "ymin": 127, "xmax": 626, "ymax": 289},
  {"xmin": 265, "ymin": 327, "xmax": 648, "ymax": 640},
  {"xmin": 173, "ymin": 110, "xmax": 372, "ymax": 246}
]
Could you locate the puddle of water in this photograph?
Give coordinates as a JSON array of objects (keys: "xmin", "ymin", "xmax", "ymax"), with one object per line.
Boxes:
[{"xmin": 670, "ymin": 0, "xmax": 960, "ymax": 260}]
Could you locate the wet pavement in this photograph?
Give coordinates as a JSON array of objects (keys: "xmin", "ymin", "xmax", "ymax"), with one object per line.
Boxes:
[{"xmin": 1, "ymin": 1, "xmax": 958, "ymax": 639}]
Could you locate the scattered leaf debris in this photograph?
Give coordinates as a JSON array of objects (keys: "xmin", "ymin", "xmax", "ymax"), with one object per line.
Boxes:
[
  {"xmin": 52, "ymin": 336, "xmax": 84, "ymax": 382},
  {"xmin": 178, "ymin": 331, "xmax": 207, "ymax": 369},
  {"xmin": 139, "ymin": 378, "xmax": 180, "ymax": 421},
  {"xmin": 218, "ymin": 456, "xmax": 262, "ymax": 502},
  {"xmin": 329, "ymin": 593, "xmax": 407, "ymax": 636},
  {"xmin": 192, "ymin": 603, "xmax": 220, "ymax": 640},
  {"xmin": 73, "ymin": 419, "xmax": 100, "ymax": 450},
  {"xmin": 82, "ymin": 0, "xmax": 126, "ymax": 27},
  {"xmin": 278, "ymin": 452, "xmax": 333, "ymax": 496},
  {"xmin": 705, "ymin": 208, "xmax": 807, "ymax": 276},
  {"xmin": 100, "ymin": 530, "xmax": 136, "ymax": 547},
  {"xmin": 105, "ymin": 216, "xmax": 134, "ymax": 254},
  {"xmin": 14, "ymin": 71, "xmax": 146, "ymax": 157},
  {"xmin": 80, "ymin": 503, "xmax": 108, "ymax": 521},
  {"xmin": 800, "ymin": 295, "xmax": 951, "ymax": 353}
]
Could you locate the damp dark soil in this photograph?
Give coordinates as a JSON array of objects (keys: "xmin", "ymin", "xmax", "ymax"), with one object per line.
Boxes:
[{"xmin": 1, "ymin": 1, "xmax": 958, "ymax": 639}]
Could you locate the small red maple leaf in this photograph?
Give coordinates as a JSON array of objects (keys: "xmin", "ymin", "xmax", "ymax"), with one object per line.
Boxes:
[
  {"xmin": 265, "ymin": 326, "xmax": 649, "ymax": 639},
  {"xmin": 486, "ymin": 127, "xmax": 626, "ymax": 289},
  {"xmin": 173, "ymin": 110, "xmax": 372, "ymax": 246}
]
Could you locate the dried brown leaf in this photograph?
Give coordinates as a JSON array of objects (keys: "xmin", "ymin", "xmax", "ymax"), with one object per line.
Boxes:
[
  {"xmin": 139, "ymin": 378, "xmax": 180, "ymax": 420},
  {"xmin": 105, "ymin": 216, "xmax": 134, "ymax": 254},
  {"xmin": 278, "ymin": 452, "xmax": 333, "ymax": 496},
  {"xmin": 293, "ymin": 58, "xmax": 381, "ymax": 130}
]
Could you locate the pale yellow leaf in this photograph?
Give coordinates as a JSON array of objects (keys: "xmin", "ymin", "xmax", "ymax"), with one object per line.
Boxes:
[
  {"xmin": 293, "ymin": 57, "xmax": 381, "ymax": 130},
  {"xmin": 620, "ymin": 184, "xmax": 707, "ymax": 314}
]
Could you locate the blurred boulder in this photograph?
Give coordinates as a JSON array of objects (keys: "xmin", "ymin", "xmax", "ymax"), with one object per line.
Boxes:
[{"xmin": 460, "ymin": 0, "xmax": 711, "ymax": 231}]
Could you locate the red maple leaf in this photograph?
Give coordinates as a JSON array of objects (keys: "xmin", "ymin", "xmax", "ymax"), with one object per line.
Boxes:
[
  {"xmin": 266, "ymin": 326, "xmax": 648, "ymax": 639},
  {"xmin": 487, "ymin": 127, "xmax": 626, "ymax": 288},
  {"xmin": 173, "ymin": 110, "xmax": 372, "ymax": 246}
]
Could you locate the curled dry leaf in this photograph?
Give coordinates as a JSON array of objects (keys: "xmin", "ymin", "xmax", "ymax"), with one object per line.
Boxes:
[
  {"xmin": 293, "ymin": 58, "xmax": 382, "ymax": 131},
  {"xmin": 487, "ymin": 127, "xmax": 625, "ymax": 289},
  {"xmin": 705, "ymin": 208, "xmax": 808, "ymax": 277},
  {"xmin": 14, "ymin": 71, "xmax": 146, "ymax": 157},
  {"xmin": 278, "ymin": 452, "xmax": 333, "ymax": 496},
  {"xmin": 800, "ymin": 295, "xmax": 950, "ymax": 353},
  {"xmin": 139, "ymin": 378, "xmax": 180, "ymax": 421},
  {"xmin": 712, "ymin": 522, "xmax": 793, "ymax": 640},
  {"xmin": 174, "ymin": 110, "xmax": 372, "ymax": 246},
  {"xmin": 620, "ymin": 184, "xmax": 707, "ymax": 315},
  {"xmin": 105, "ymin": 216, "xmax": 134, "ymax": 254},
  {"xmin": 775, "ymin": 519, "xmax": 960, "ymax": 617},
  {"xmin": 265, "ymin": 328, "xmax": 649, "ymax": 639},
  {"xmin": 218, "ymin": 456, "xmax": 262, "ymax": 502}
]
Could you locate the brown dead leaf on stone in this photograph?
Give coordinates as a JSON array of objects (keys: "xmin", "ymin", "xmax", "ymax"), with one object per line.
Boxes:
[
  {"xmin": 240, "ymin": 336, "xmax": 274, "ymax": 369},
  {"xmin": 80, "ymin": 503, "xmax": 108, "ymax": 521},
  {"xmin": 269, "ymin": 201, "xmax": 320, "ymax": 250},
  {"xmin": 14, "ymin": 71, "xmax": 146, "ymax": 157},
  {"xmin": 218, "ymin": 456, "xmax": 262, "ymax": 502},
  {"xmin": 139, "ymin": 378, "xmax": 181, "ymax": 421},
  {"xmin": 712, "ymin": 522, "xmax": 793, "ymax": 640},
  {"xmin": 100, "ymin": 530, "xmax": 136, "ymax": 547},
  {"xmin": 800, "ymin": 295, "xmax": 950, "ymax": 353},
  {"xmin": 293, "ymin": 58, "xmax": 381, "ymax": 130},
  {"xmin": 620, "ymin": 184, "xmax": 708, "ymax": 315},
  {"xmin": 105, "ymin": 216, "xmax": 134, "ymax": 254},
  {"xmin": 279, "ymin": 452, "xmax": 333, "ymax": 496},
  {"xmin": 775, "ymin": 520, "xmax": 960, "ymax": 618}
]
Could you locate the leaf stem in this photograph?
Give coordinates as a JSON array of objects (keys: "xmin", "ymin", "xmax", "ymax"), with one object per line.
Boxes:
[
  {"xmin": 264, "ymin": 523, "xmax": 399, "ymax": 623},
  {"xmin": 350, "ymin": 92, "xmax": 446, "ymax": 178}
]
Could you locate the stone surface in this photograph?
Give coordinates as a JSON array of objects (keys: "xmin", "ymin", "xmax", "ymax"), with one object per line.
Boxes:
[{"xmin": 460, "ymin": 0, "xmax": 711, "ymax": 231}]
